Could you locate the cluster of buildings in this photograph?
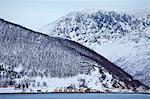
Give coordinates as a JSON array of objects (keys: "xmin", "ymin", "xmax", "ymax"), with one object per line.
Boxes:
[
  {"xmin": 0, "ymin": 64, "xmax": 111, "ymax": 93},
  {"xmin": 53, "ymin": 88, "xmax": 98, "ymax": 93}
]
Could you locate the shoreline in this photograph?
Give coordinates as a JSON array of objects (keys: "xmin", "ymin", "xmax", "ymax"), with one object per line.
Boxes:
[{"xmin": 0, "ymin": 92, "xmax": 149, "ymax": 94}]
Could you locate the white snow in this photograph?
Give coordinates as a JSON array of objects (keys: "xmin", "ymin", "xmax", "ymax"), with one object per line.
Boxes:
[
  {"xmin": 0, "ymin": 87, "xmax": 22, "ymax": 93},
  {"xmin": 0, "ymin": 67, "xmax": 140, "ymax": 93},
  {"xmin": 39, "ymin": 9, "xmax": 150, "ymax": 87},
  {"xmin": 14, "ymin": 64, "xmax": 23, "ymax": 72}
]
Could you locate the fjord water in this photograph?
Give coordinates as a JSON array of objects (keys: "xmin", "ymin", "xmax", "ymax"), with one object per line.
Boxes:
[{"xmin": 0, "ymin": 94, "xmax": 150, "ymax": 99}]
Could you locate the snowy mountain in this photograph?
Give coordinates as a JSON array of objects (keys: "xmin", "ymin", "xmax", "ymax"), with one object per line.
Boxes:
[
  {"xmin": 0, "ymin": 18, "xmax": 149, "ymax": 93},
  {"xmin": 39, "ymin": 10, "xmax": 150, "ymax": 87},
  {"xmin": 129, "ymin": 9, "xmax": 150, "ymax": 19}
]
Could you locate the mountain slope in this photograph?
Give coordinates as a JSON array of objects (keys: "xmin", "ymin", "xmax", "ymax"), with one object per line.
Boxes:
[
  {"xmin": 0, "ymin": 18, "xmax": 149, "ymax": 93},
  {"xmin": 129, "ymin": 9, "xmax": 150, "ymax": 19},
  {"xmin": 39, "ymin": 10, "xmax": 150, "ymax": 87},
  {"xmin": 89, "ymin": 30, "xmax": 150, "ymax": 87}
]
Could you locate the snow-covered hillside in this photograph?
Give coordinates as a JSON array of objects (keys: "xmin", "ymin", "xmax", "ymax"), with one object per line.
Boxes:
[
  {"xmin": 39, "ymin": 10, "xmax": 150, "ymax": 87},
  {"xmin": 129, "ymin": 9, "xmax": 150, "ymax": 19},
  {"xmin": 0, "ymin": 18, "xmax": 149, "ymax": 93},
  {"xmin": 89, "ymin": 30, "xmax": 150, "ymax": 87},
  {"xmin": 1, "ymin": 67, "xmax": 148, "ymax": 93}
]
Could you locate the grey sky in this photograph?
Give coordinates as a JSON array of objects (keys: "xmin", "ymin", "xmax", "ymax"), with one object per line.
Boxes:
[{"xmin": 0, "ymin": 0, "xmax": 149, "ymax": 30}]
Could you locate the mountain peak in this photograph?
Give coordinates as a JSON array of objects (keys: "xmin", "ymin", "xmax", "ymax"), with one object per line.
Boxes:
[{"xmin": 39, "ymin": 9, "xmax": 150, "ymax": 87}]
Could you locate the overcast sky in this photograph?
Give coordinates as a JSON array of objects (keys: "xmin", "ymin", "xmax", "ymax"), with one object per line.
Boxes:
[{"xmin": 0, "ymin": 0, "xmax": 149, "ymax": 30}]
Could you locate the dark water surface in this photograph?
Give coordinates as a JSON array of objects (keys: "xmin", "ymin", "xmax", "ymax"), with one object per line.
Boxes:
[{"xmin": 0, "ymin": 93, "xmax": 150, "ymax": 99}]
